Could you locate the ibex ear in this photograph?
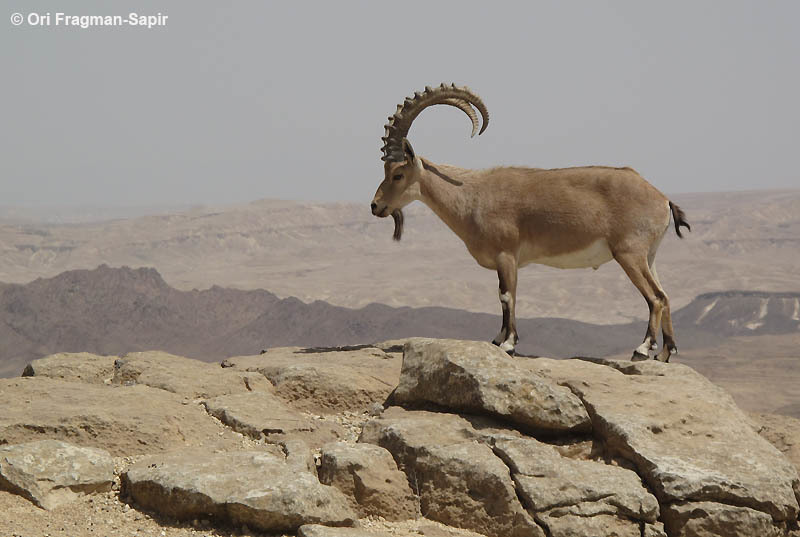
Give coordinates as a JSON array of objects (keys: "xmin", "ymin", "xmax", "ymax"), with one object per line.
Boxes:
[{"xmin": 402, "ymin": 138, "xmax": 415, "ymax": 161}]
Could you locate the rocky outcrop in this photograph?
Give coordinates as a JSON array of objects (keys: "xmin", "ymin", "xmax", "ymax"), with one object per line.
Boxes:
[
  {"xmin": 122, "ymin": 450, "xmax": 356, "ymax": 532},
  {"xmin": 319, "ymin": 442, "xmax": 417, "ymax": 520},
  {"xmin": 662, "ymin": 501, "xmax": 784, "ymax": 537},
  {"xmin": 753, "ymin": 412, "xmax": 800, "ymax": 475},
  {"xmin": 393, "ymin": 339, "xmax": 590, "ymax": 434},
  {"xmin": 298, "ymin": 527, "xmax": 386, "ymax": 537},
  {"xmin": 0, "ymin": 377, "xmax": 244, "ymax": 455},
  {"xmin": 4, "ymin": 340, "xmax": 799, "ymax": 537},
  {"xmin": 370, "ymin": 339, "xmax": 800, "ymax": 537},
  {"xmin": 202, "ymin": 390, "xmax": 344, "ymax": 445},
  {"xmin": 493, "ymin": 436, "xmax": 659, "ymax": 531},
  {"xmin": 22, "ymin": 352, "xmax": 117, "ymax": 383},
  {"xmin": 526, "ymin": 358, "xmax": 800, "ymax": 527},
  {"xmin": 112, "ymin": 350, "xmax": 271, "ymax": 398},
  {"xmin": 0, "ymin": 440, "xmax": 113, "ymax": 509},
  {"xmin": 359, "ymin": 407, "xmax": 544, "ymax": 537},
  {"xmin": 222, "ymin": 345, "xmax": 401, "ymax": 413}
]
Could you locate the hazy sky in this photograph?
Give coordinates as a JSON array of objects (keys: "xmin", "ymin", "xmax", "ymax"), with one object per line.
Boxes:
[{"xmin": 2, "ymin": 1, "xmax": 798, "ymax": 207}]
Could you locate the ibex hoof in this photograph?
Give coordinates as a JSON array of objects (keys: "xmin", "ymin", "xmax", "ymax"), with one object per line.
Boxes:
[
  {"xmin": 655, "ymin": 347, "xmax": 676, "ymax": 363},
  {"xmin": 631, "ymin": 351, "xmax": 650, "ymax": 362},
  {"xmin": 499, "ymin": 340, "xmax": 516, "ymax": 355}
]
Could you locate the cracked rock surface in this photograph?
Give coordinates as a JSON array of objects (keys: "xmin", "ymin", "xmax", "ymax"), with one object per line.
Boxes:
[
  {"xmin": 4, "ymin": 338, "xmax": 800, "ymax": 537},
  {"xmin": 122, "ymin": 450, "xmax": 356, "ymax": 532},
  {"xmin": 0, "ymin": 440, "xmax": 113, "ymax": 510},
  {"xmin": 393, "ymin": 338, "xmax": 591, "ymax": 434}
]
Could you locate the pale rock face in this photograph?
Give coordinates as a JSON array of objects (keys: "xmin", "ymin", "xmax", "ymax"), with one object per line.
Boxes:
[
  {"xmin": 0, "ymin": 440, "xmax": 113, "ymax": 509},
  {"xmin": 393, "ymin": 338, "xmax": 591, "ymax": 434},
  {"xmin": 536, "ymin": 513, "xmax": 642, "ymax": 537},
  {"xmin": 201, "ymin": 390, "xmax": 345, "ymax": 445},
  {"xmin": 221, "ymin": 346, "xmax": 401, "ymax": 413},
  {"xmin": 298, "ymin": 526, "xmax": 392, "ymax": 537},
  {"xmin": 525, "ymin": 357, "xmax": 800, "ymax": 523},
  {"xmin": 0, "ymin": 377, "xmax": 244, "ymax": 456},
  {"xmin": 662, "ymin": 501, "xmax": 786, "ymax": 537},
  {"xmin": 122, "ymin": 450, "xmax": 356, "ymax": 532},
  {"xmin": 360, "ymin": 407, "xmax": 544, "ymax": 537},
  {"xmin": 751, "ymin": 412, "xmax": 800, "ymax": 476},
  {"xmin": 112, "ymin": 350, "xmax": 272, "ymax": 398},
  {"xmin": 22, "ymin": 352, "xmax": 117, "ymax": 383},
  {"xmin": 318, "ymin": 442, "xmax": 417, "ymax": 520},
  {"xmin": 493, "ymin": 437, "xmax": 659, "ymax": 523},
  {"xmin": 386, "ymin": 339, "xmax": 800, "ymax": 537},
  {"xmin": 4, "ymin": 340, "xmax": 800, "ymax": 537}
]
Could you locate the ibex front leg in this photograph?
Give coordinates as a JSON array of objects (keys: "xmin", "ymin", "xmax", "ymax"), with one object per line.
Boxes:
[{"xmin": 492, "ymin": 252, "xmax": 519, "ymax": 355}]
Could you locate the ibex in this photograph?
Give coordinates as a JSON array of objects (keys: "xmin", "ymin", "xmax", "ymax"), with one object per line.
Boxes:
[{"xmin": 370, "ymin": 84, "xmax": 690, "ymax": 361}]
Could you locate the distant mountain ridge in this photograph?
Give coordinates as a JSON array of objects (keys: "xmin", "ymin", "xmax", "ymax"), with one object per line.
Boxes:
[
  {"xmin": 1, "ymin": 189, "xmax": 798, "ymax": 326},
  {"xmin": 675, "ymin": 290, "xmax": 800, "ymax": 336},
  {"xmin": 1, "ymin": 265, "xmax": 797, "ymax": 377}
]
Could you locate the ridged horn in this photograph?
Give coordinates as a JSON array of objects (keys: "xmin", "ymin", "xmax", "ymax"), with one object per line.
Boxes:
[{"xmin": 381, "ymin": 84, "xmax": 489, "ymax": 162}]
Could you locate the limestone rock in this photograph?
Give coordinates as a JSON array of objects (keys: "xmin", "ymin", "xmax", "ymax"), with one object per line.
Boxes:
[
  {"xmin": 319, "ymin": 442, "xmax": 417, "ymax": 520},
  {"xmin": 662, "ymin": 501, "xmax": 784, "ymax": 537},
  {"xmin": 123, "ymin": 450, "xmax": 356, "ymax": 532},
  {"xmin": 202, "ymin": 391, "xmax": 344, "ymax": 446},
  {"xmin": 359, "ymin": 407, "xmax": 544, "ymax": 537},
  {"xmin": 393, "ymin": 338, "xmax": 590, "ymax": 434},
  {"xmin": 528, "ymin": 357, "xmax": 800, "ymax": 523},
  {"xmin": 0, "ymin": 440, "xmax": 113, "ymax": 509},
  {"xmin": 492, "ymin": 437, "xmax": 659, "ymax": 523},
  {"xmin": 280, "ymin": 438, "xmax": 318, "ymax": 476},
  {"xmin": 221, "ymin": 346, "xmax": 401, "ymax": 413},
  {"xmin": 643, "ymin": 522, "xmax": 668, "ymax": 537},
  {"xmin": 22, "ymin": 352, "xmax": 117, "ymax": 383},
  {"xmin": 752, "ymin": 412, "xmax": 800, "ymax": 475},
  {"xmin": 299, "ymin": 526, "xmax": 391, "ymax": 537},
  {"xmin": 536, "ymin": 513, "xmax": 641, "ymax": 537},
  {"xmin": 0, "ymin": 377, "xmax": 241, "ymax": 456},
  {"xmin": 112, "ymin": 350, "xmax": 271, "ymax": 398}
]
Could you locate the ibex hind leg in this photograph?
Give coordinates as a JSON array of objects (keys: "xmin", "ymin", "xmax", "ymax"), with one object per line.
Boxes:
[
  {"xmin": 615, "ymin": 252, "xmax": 665, "ymax": 361},
  {"xmin": 650, "ymin": 262, "xmax": 677, "ymax": 362}
]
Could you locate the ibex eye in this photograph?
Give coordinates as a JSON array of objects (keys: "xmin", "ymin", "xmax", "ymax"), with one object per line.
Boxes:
[{"xmin": 392, "ymin": 174, "xmax": 403, "ymax": 181}]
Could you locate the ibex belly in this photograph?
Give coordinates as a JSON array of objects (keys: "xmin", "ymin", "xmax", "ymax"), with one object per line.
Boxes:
[{"xmin": 520, "ymin": 238, "xmax": 614, "ymax": 269}]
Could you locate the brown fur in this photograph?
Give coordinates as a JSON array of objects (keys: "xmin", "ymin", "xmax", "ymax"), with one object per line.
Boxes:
[{"xmin": 371, "ymin": 148, "xmax": 688, "ymax": 360}]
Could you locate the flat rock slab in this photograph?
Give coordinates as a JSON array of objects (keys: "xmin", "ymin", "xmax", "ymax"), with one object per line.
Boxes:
[
  {"xmin": 752, "ymin": 412, "xmax": 800, "ymax": 476},
  {"xmin": 112, "ymin": 350, "xmax": 271, "ymax": 398},
  {"xmin": 393, "ymin": 338, "xmax": 590, "ymax": 434},
  {"xmin": 526, "ymin": 357, "xmax": 800, "ymax": 524},
  {"xmin": 123, "ymin": 450, "xmax": 356, "ymax": 532},
  {"xmin": 662, "ymin": 501, "xmax": 784, "ymax": 537},
  {"xmin": 222, "ymin": 346, "xmax": 401, "ymax": 413},
  {"xmin": 0, "ymin": 377, "xmax": 242, "ymax": 456},
  {"xmin": 22, "ymin": 352, "xmax": 117, "ymax": 383},
  {"xmin": 536, "ymin": 513, "xmax": 643, "ymax": 537},
  {"xmin": 493, "ymin": 437, "xmax": 659, "ymax": 524},
  {"xmin": 319, "ymin": 442, "xmax": 417, "ymax": 520},
  {"xmin": 298, "ymin": 526, "xmax": 392, "ymax": 537},
  {"xmin": 0, "ymin": 440, "xmax": 113, "ymax": 509},
  {"xmin": 202, "ymin": 391, "xmax": 344, "ymax": 446},
  {"xmin": 360, "ymin": 407, "xmax": 544, "ymax": 537}
]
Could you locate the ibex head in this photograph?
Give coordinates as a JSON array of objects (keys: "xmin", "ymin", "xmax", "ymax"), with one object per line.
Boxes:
[{"xmin": 370, "ymin": 83, "xmax": 489, "ymax": 240}]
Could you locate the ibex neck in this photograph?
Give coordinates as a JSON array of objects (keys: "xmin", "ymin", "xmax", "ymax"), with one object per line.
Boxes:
[{"xmin": 418, "ymin": 159, "xmax": 474, "ymax": 239}]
